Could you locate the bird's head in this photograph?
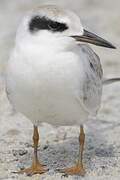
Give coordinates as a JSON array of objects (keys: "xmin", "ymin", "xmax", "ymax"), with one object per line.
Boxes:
[{"xmin": 17, "ymin": 5, "xmax": 116, "ymax": 49}]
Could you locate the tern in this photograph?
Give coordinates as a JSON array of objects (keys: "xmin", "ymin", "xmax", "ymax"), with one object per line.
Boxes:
[{"xmin": 6, "ymin": 5, "xmax": 118, "ymax": 176}]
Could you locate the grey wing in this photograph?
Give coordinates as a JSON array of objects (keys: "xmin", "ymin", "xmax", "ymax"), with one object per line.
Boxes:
[{"xmin": 79, "ymin": 44, "xmax": 103, "ymax": 115}]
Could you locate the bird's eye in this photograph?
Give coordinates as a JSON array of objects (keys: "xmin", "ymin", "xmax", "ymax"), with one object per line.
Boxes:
[{"xmin": 48, "ymin": 21, "xmax": 61, "ymax": 31}]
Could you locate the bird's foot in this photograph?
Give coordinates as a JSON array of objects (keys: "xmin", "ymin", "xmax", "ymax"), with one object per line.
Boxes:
[
  {"xmin": 17, "ymin": 161, "xmax": 48, "ymax": 176},
  {"xmin": 58, "ymin": 163, "xmax": 85, "ymax": 176}
]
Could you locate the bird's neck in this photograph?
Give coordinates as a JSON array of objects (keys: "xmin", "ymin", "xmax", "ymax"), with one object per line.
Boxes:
[{"xmin": 15, "ymin": 32, "xmax": 76, "ymax": 55}]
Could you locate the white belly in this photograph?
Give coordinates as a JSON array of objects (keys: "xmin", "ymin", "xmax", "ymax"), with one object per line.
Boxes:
[{"xmin": 6, "ymin": 50, "xmax": 89, "ymax": 126}]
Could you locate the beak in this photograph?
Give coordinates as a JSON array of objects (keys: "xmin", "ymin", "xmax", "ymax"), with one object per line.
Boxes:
[{"xmin": 71, "ymin": 29, "xmax": 116, "ymax": 49}]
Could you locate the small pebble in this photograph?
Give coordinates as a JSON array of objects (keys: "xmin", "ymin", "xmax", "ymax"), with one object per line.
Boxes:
[
  {"xmin": 12, "ymin": 149, "xmax": 28, "ymax": 156},
  {"xmin": 43, "ymin": 145, "xmax": 49, "ymax": 150}
]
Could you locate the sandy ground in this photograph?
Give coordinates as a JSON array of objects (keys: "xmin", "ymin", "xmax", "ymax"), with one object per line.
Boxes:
[{"xmin": 0, "ymin": 0, "xmax": 120, "ymax": 179}]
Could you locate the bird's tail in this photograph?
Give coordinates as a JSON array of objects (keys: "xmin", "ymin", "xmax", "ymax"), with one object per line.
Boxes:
[{"xmin": 103, "ymin": 78, "xmax": 120, "ymax": 85}]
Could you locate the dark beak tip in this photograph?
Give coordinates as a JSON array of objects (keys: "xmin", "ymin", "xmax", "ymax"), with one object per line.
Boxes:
[
  {"xmin": 110, "ymin": 45, "xmax": 117, "ymax": 49},
  {"xmin": 106, "ymin": 42, "xmax": 116, "ymax": 49}
]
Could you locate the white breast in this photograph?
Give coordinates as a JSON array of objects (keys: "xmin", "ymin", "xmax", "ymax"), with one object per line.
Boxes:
[{"xmin": 6, "ymin": 37, "xmax": 101, "ymax": 126}]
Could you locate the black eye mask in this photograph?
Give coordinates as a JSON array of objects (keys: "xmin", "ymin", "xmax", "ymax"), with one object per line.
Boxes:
[{"xmin": 29, "ymin": 16, "xmax": 68, "ymax": 33}]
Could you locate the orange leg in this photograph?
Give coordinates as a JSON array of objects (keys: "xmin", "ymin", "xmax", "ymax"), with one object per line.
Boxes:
[
  {"xmin": 59, "ymin": 125, "xmax": 85, "ymax": 176},
  {"xmin": 18, "ymin": 126, "xmax": 48, "ymax": 176}
]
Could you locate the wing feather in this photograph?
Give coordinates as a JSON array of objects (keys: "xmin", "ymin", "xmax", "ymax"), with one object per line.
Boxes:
[{"xmin": 79, "ymin": 44, "xmax": 103, "ymax": 115}]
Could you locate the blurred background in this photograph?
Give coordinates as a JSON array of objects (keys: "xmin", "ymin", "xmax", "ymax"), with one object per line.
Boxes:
[{"xmin": 0, "ymin": 1, "xmax": 120, "ymax": 179}]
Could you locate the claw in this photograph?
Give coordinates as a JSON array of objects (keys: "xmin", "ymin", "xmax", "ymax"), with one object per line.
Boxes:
[
  {"xmin": 58, "ymin": 164, "xmax": 85, "ymax": 176},
  {"xmin": 16, "ymin": 162, "xmax": 48, "ymax": 176}
]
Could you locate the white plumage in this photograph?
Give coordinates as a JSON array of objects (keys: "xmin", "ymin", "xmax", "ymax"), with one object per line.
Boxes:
[{"xmin": 6, "ymin": 5, "xmax": 103, "ymax": 127}]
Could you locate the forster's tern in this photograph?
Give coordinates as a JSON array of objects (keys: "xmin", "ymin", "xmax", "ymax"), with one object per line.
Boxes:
[{"xmin": 6, "ymin": 5, "xmax": 117, "ymax": 176}]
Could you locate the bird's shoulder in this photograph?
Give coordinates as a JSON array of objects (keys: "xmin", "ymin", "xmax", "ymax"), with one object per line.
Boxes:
[{"xmin": 78, "ymin": 44, "xmax": 103, "ymax": 80}]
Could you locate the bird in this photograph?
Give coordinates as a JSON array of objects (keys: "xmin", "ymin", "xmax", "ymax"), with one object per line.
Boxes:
[{"xmin": 5, "ymin": 5, "xmax": 117, "ymax": 176}]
